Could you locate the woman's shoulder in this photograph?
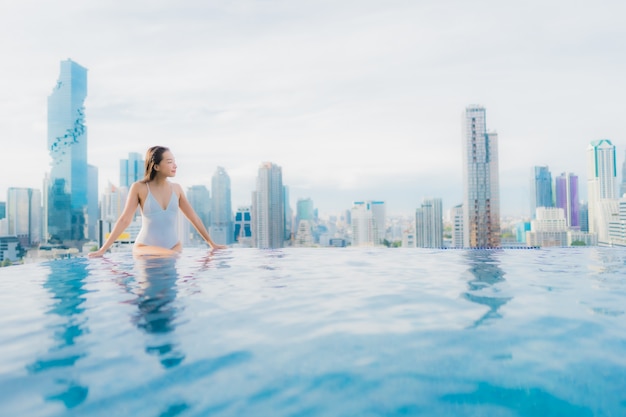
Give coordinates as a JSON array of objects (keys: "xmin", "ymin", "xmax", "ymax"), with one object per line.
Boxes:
[
  {"xmin": 170, "ymin": 182, "xmax": 184, "ymax": 195},
  {"xmin": 129, "ymin": 180, "xmax": 148, "ymax": 190},
  {"xmin": 129, "ymin": 181, "xmax": 149, "ymax": 196}
]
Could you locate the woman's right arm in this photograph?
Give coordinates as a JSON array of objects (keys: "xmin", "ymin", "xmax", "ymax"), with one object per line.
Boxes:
[{"xmin": 88, "ymin": 182, "xmax": 142, "ymax": 258}]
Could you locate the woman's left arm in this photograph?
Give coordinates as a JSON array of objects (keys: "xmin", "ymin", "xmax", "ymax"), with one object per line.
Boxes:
[{"xmin": 176, "ymin": 183, "xmax": 227, "ymax": 249}]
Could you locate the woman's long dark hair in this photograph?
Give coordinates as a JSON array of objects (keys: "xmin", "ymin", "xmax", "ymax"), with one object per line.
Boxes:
[{"xmin": 142, "ymin": 146, "xmax": 170, "ymax": 182}]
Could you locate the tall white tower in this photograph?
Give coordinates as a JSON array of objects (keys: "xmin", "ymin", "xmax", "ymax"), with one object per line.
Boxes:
[
  {"xmin": 211, "ymin": 167, "xmax": 233, "ymax": 245},
  {"xmin": 587, "ymin": 139, "xmax": 618, "ymax": 243},
  {"xmin": 415, "ymin": 198, "xmax": 443, "ymax": 248},
  {"xmin": 253, "ymin": 162, "xmax": 285, "ymax": 249}
]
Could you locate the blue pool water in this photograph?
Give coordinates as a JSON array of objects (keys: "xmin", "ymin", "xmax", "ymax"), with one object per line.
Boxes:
[{"xmin": 1, "ymin": 247, "xmax": 625, "ymax": 417}]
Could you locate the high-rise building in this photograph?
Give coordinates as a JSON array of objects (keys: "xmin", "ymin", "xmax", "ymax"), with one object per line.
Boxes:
[
  {"xmin": 284, "ymin": 186, "xmax": 293, "ymax": 242},
  {"xmin": 46, "ymin": 59, "xmax": 97, "ymax": 244},
  {"xmin": 351, "ymin": 201, "xmax": 385, "ymax": 246},
  {"xmin": 579, "ymin": 202, "xmax": 589, "ymax": 232},
  {"xmin": 530, "ymin": 166, "xmax": 553, "ymax": 216},
  {"xmin": 608, "ymin": 196, "xmax": 626, "ymax": 246},
  {"xmin": 120, "ymin": 152, "xmax": 144, "ymax": 187},
  {"xmin": 253, "ymin": 162, "xmax": 285, "ymax": 249},
  {"xmin": 210, "ymin": 167, "xmax": 233, "ymax": 245},
  {"xmin": 187, "ymin": 185, "xmax": 211, "ymax": 245},
  {"xmin": 415, "ymin": 198, "xmax": 443, "ymax": 248},
  {"xmin": 587, "ymin": 139, "xmax": 618, "ymax": 243},
  {"xmin": 555, "ymin": 172, "xmax": 580, "ymax": 229},
  {"xmin": 462, "ymin": 105, "xmax": 501, "ymax": 248},
  {"xmin": 0, "ymin": 202, "xmax": 5, "ymax": 220},
  {"xmin": 100, "ymin": 183, "xmax": 127, "ymax": 223},
  {"xmin": 620, "ymin": 150, "xmax": 626, "ymax": 198},
  {"xmin": 450, "ymin": 204, "xmax": 464, "ymax": 248},
  {"xmin": 296, "ymin": 198, "xmax": 315, "ymax": 228},
  {"xmin": 7, "ymin": 187, "xmax": 41, "ymax": 247}
]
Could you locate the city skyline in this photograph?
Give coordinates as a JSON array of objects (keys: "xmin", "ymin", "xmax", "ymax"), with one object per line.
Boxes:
[{"xmin": 2, "ymin": 1, "xmax": 626, "ymax": 216}]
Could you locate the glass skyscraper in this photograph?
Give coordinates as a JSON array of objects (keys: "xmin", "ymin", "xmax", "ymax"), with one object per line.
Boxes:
[
  {"xmin": 462, "ymin": 105, "xmax": 501, "ymax": 248},
  {"xmin": 296, "ymin": 198, "xmax": 315, "ymax": 228},
  {"xmin": 530, "ymin": 166, "xmax": 553, "ymax": 216},
  {"xmin": 210, "ymin": 167, "xmax": 233, "ymax": 245},
  {"xmin": 555, "ymin": 172, "xmax": 580, "ymax": 229},
  {"xmin": 46, "ymin": 59, "xmax": 97, "ymax": 244},
  {"xmin": 253, "ymin": 162, "xmax": 285, "ymax": 249},
  {"xmin": 120, "ymin": 152, "xmax": 144, "ymax": 187},
  {"xmin": 186, "ymin": 185, "xmax": 211, "ymax": 245}
]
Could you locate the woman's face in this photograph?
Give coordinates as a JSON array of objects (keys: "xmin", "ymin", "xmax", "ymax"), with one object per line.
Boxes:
[{"xmin": 156, "ymin": 150, "xmax": 177, "ymax": 177}]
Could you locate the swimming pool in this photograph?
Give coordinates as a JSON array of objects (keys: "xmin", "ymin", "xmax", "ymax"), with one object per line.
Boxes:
[{"xmin": 0, "ymin": 247, "xmax": 625, "ymax": 416}]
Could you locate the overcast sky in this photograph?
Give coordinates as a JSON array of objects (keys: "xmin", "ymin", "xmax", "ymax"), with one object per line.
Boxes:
[{"xmin": 1, "ymin": 0, "xmax": 625, "ymax": 218}]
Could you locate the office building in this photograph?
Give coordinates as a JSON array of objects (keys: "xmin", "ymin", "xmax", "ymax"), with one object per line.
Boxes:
[
  {"xmin": 351, "ymin": 201, "xmax": 385, "ymax": 246},
  {"xmin": 0, "ymin": 236, "xmax": 22, "ymax": 263},
  {"xmin": 555, "ymin": 172, "xmax": 580, "ymax": 229},
  {"xmin": 253, "ymin": 162, "xmax": 285, "ymax": 249},
  {"xmin": 462, "ymin": 105, "xmax": 501, "ymax": 248},
  {"xmin": 450, "ymin": 204, "xmax": 464, "ymax": 248},
  {"xmin": 210, "ymin": 167, "xmax": 233, "ymax": 245},
  {"xmin": 187, "ymin": 185, "xmax": 211, "ymax": 245},
  {"xmin": 7, "ymin": 188, "xmax": 41, "ymax": 247},
  {"xmin": 587, "ymin": 139, "xmax": 618, "ymax": 244},
  {"xmin": 579, "ymin": 202, "xmax": 589, "ymax": 232},
  {"xmin": 621, "ymin": 150, "xmax": 626, "ymax": 198},
  {"xmin": 120, "ymin": 152, "xmax": 144, "ymax": 187},
  {"xmin": 526, "ymin": 207, "xmax": 568, "ymax": 247},
  {"xmin": 530, "ymin": 166, "xmax": 553, "ymax": 216},
  {"xmin": 415, "ymin": 198, "xmax": 443, "ymax": 248},
  {"xmin": 608, "ymin": 196, "xmax": 626, "ymax": 246},
  {"xmin": 296, "ymin": 198, "xmax": 315, "ymax": 228},
  {"xmin": 46, "ymin": 59, "xmax": 97, "ymax": 244}
]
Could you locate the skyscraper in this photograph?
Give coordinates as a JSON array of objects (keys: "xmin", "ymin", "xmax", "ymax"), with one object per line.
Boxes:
[
  {"xmin": 620, "ymin": 150, "xmax": 626, "ymax": 198},
  {"xmin": 253, "ymin": 162, "xmax": 285, "ymax": 249},
  {"xmin": 587, "ymin": 139, "xmax": 618, "ymax": 243},
  {"xmin": 7, "ymin": 187, "xmax": 41, "ymax": 247},
  {"xmin": 46, "ymin": 59, "xmax": 97, "ymax": 244},
  {"xmin": 351, "ymin": 201, "xmax": 385, "ymax": 246},
  {"xmin": 530, "ymin": 166, "xmax": 553, "ymax": 216},
  {"xmin": 210, "ymin": 167, "xmax": 233, "ymax": 245},
  {"xmin": 462, "ymin": 105, "xmax": 501, "ymax": 248},
  {"xmin": 187, "ymin": 185, "xmax": 211, "ymax": 245},
  {"xmin": 296, "ymin": 198, "xmax": 315, "ymax": 228},
  {"xmin": 120, "ymin": 152, "xmax": 144, "ymax": 187},
  {"xmin": 415, "ymin": 198, "xmax": 443, "ymax": 248},
  {"xmin": 555, "ymin": 172, "xmax": 580, "ymax": 229},
  {"xmin": 450, "ymin": 204, "xmax": 464, "ymax": 248}
]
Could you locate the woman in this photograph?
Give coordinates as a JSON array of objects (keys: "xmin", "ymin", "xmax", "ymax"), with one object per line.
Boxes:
[{"xmin": 89, "ymin": 146, "xmax": 225, "ymax": 257}]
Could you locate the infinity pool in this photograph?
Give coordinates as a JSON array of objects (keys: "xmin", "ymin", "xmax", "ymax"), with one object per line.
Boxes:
[{"xmin": 0, "ymin": 247, "xmax": 625, "ymax": 416}]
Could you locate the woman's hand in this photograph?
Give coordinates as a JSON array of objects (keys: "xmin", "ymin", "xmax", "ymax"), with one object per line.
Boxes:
[{"xmin": 88, "ymin": 248, "xmax": 106, "ymax": 258}]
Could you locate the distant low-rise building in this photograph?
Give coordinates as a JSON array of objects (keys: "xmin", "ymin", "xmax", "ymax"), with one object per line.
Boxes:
[
  {"xmin": 526, "ymin": 207, "xmax": 568, "ymax": 247},
  {"xmin": 0, "ymin": 236, "xmax": 23, "ymax": 264}
]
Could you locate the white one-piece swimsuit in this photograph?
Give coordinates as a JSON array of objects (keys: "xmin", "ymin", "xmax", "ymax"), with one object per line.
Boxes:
[{"xmin": 135, "ymin": 183, "xmax": 179, "ymax": 249}]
